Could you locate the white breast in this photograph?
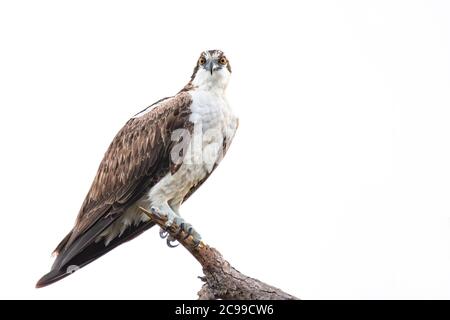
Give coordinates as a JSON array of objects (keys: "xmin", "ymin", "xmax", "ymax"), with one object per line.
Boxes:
[{"xmin": 148, "ymin": 89, "xmax": 238, "ymax": 208}]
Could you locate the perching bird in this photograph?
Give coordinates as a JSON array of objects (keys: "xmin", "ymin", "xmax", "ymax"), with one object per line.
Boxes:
[{"xmin": 36, "ymin": 50, "xmax": 238, "ymax": 288}]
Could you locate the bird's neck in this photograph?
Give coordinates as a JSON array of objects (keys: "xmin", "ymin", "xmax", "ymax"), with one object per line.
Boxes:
[
  {"xmin": 193, "ymin": 71, "xmax": 229, "ymax": 94},
  {"xmin": 180, "ymin": 80, "xmax": 228, "ymax": 96}
]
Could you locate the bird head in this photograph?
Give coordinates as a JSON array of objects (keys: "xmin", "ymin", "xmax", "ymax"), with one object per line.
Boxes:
[{"xmin": 190, "ymin": 50, "xmax": 232, "ymax": 91}]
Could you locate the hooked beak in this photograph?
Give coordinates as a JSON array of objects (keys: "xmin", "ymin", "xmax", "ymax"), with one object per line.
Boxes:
[{"xmin": 206, "ymin": 61, "xmax": 216, "ymax": 75}]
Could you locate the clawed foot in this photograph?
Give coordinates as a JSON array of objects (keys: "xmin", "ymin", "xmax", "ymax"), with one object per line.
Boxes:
[
  {"xmin": 151, "ymin": 206, "xmax": 202, "ymax": 248},
  {"xmin": 179, "ymin": 222, "xmax": 202, "ymax": 247},
  {"xmin": 159, "ymin": 228, "xmax": 179, "ymax": 247}
]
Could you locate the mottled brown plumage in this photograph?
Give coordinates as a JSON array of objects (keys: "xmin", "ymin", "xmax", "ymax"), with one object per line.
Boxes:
[
  {"xmin": 63, "ymin": 92, "xmax": 192, "ymax": 250},
  {"xmin": 37, "ymin": 92, "xmax": 194, "ymax": 288}
]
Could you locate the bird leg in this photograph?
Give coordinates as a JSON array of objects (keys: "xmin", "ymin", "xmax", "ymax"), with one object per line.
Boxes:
[{"xmin": 150, "ymin": 206, "xmax": 202, "ymax": 248}]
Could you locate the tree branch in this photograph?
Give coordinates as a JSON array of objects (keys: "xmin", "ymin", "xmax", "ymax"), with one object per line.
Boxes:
[{"xmin": 139, "ymin": 207, "xmax": 299, "ymax": 300}]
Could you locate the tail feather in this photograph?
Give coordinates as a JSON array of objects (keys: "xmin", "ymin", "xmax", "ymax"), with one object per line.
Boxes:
[
  {"xmin": 36, "ymin": 219, "xmax": 155, "ymax": 288},
  {"xmin": 36, "ymin": 269, "xmax": 71, "ymax": 288},
  {"xmin": 53, "ymin": 230, "xmax": 73, "ymax": 256}
]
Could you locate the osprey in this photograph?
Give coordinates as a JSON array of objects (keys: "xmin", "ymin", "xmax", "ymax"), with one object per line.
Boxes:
[{"xmin": 36, "ymin": 50, "xmax": 238, "ymax": 288}]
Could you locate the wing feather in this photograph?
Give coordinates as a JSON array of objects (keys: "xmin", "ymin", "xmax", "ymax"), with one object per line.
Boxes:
[{"xmin": 61, "ymin": 92, "xmax": 193, "ymax": 251}]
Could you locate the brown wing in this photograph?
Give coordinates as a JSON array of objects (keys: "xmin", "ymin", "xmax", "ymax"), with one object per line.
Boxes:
[
  {"xmin": 36, "ymin": 92, "xmax": 194, "ymax": 288},
  {"xmin": 64, "ymin": 92, "xmax": 193, "ymax": 249}
]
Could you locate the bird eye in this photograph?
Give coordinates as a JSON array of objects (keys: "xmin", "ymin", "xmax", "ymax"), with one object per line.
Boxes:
[
  {"xmin": 219, "ymin": 57, "xmax": 227, "ymax": 65},
  {"xmin": 199, "ymin": 57, "xmax": 206, "ymax": 65}
]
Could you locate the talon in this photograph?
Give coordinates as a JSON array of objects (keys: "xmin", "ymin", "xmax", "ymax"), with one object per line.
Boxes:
[
  {"xmin": 177, "ymin": 223, "xmax": 185, "ymax": 236},
  {"xmin": 159, "ymin": 228, "xmax": 168, "ymax": 239},
  {"xmin": 183, "ymin": 226, "xmax": 193, "ymax": 240},
  {"xmin": 191, "ymin": 229, "xmax": 202, "ymax": 247},
  {"xmin": 192, "ymin": 238, "xmax": 201, "ymax": 248},
  {"xmin": 167, "ymin": 236, "xmax": 179, "ymax": 248}
]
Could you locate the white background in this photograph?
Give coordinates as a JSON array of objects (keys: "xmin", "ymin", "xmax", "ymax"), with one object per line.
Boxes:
[{"xmin": 0, "ymin": 0, "xmax": 449, "ymax": 299}]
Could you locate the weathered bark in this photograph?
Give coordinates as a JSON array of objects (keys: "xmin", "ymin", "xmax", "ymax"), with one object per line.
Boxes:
[{"xmin": 140, "ymin": 207, "xmax": 299, "ymax": 300}]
